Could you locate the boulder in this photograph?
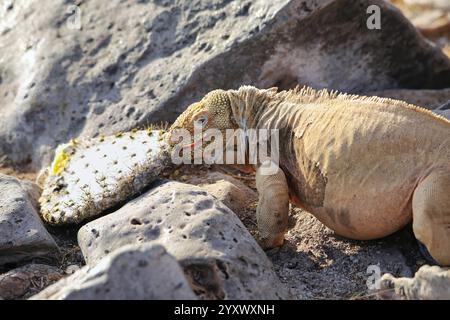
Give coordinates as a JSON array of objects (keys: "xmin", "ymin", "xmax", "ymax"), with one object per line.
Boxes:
[
  {"xmin": 78, "ymin": 180, "xmax": 290, "ymax": 299},
  {"xmin": 30, "ymin": 244, "xmax": 197, "ymax": 300},
  {"xmin": 19, "ymin": 180, "xmax": 42, "ymax": 211},
  {"xmin": 183, "ymin": 171, "xmax": 257, "ymax": 218},
  {"xmin": 391, "ymin": 0, "xmax": 450, "ymax": 36},
  {"xmin": 1, "ymin": 0, "xmax": 449, "ymax": 169},
  {"xmin": 0, "ymin": 264, "xmax": 63, "ymax": 300},
  {"xmin": 0, "ymin": 174, "xmax": 58, "ymax": 265}
]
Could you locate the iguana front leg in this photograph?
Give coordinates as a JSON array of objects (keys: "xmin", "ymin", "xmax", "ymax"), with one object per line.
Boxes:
[{"xmin": 255, "ymin": 165, "xmax": 289, "ymax": 249}]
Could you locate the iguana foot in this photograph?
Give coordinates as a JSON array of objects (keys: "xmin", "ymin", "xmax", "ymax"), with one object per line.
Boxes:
[
  {"xmin": 257, "ymin": 233, "xmax": 285, "ymax": 250},
  {"xmin": 255, "ymin": 165, "xmax": 289, "ymax": 251},
  {"xmin": 378, "ymin": 265, "xmax": 450, "ymax": 300}
]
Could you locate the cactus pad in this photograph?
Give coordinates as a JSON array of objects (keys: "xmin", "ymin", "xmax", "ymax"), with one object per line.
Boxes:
[{"xmin": 39, "ymin": 130, "xmax": 172, "ymax": 225}]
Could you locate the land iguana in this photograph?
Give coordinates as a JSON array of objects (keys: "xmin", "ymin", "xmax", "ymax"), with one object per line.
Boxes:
[{"xmin": 168, "ymin": 85, "xmax": 450, "ymax": 266}]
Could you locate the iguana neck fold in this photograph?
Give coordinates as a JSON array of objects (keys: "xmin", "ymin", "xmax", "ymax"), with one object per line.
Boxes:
[
  {"xmin": 227, "ymin": 86, "xmax": 277, "ymax": 131},
  {"xmin": 227, "ymin": 86, "xmax": 310, "ymax": 133}
]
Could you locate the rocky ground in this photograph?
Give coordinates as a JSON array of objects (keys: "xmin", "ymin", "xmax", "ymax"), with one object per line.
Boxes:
[
  {"xmin": 1, "ymin": 0, "xmax": 450, "ymax": 300},
  {"xmin": 177, "ymin": 166, "xmax": 426, "ymax": 300},
  {"xmin": 0, "ymin": 164, "xmax": 437, "ymax": 300}
]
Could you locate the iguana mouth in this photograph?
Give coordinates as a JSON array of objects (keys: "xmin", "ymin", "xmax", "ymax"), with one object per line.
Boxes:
[
  {"xmin": 182, "ymin": 131, "xmax": 219, "ymax": 150},
  {"xmin": 182, "ymin": 140, "xmax": 199, "ymax": 149}
]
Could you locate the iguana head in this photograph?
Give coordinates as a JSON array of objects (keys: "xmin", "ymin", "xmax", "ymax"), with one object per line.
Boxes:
[
  {"xmin": 168, "ymin": 89, "xmax": 238, "ymax": 153},
  {"xmin": 168, "ymin": 86, "xmax": 278, "ymax": 164}
]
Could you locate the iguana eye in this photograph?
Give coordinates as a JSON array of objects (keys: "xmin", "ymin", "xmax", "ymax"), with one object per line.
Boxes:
[{"xmin": 194, "ymin": 115, "xmax": 208, "ymax": 128}]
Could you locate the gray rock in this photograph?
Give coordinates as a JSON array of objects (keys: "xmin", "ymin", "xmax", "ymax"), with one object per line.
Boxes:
[
  {"xmin": 1, "ymin": 0, "xmax": 449, "ymax": 169},
  {"xmin": 435, "ymin": 99, "xmax": 450, "ymax": 119},
  {"xmin": 0, "ymin": 174, "xmax": 58, "ymax": 265},
  {"xmin": 184, "ymin": 171, "xmax": 258, "ymax": 219},
  {"xmin": 18, "ymin": 180, "xmax": 42, "ymax": 212},
  {"xmin": 78, "ymin": 180, "xmax": 290, "ymax": 299},
  {"xmin": 437, "ymin": 100, "xmax": 450, "ymax": 111},
  {"xmin": 30, "ymin": 244, "xmax": 197, "ymax": 300},
  {"xmin": 435, "ymin": 109, "xmax": 450, "ymax": 119},
  {"xmin": 0, "ymin": 264, "xmax": 63, "ymax": 300}
]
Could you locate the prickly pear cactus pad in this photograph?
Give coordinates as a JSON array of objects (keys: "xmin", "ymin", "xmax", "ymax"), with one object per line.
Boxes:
[{"xmin": 39, "ymin": 130, "xmax": 171, "ymax": 225}]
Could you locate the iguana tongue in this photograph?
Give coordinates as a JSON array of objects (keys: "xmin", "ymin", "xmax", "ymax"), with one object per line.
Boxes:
[{"xmin": 182, "ymin": 139, "xmax": 201, "ymax": 149}]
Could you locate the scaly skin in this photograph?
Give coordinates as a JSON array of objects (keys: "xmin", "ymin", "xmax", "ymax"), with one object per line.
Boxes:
[
  {"xmin": 169, "ymin": 86, "xmax": 450, "ymax": 266},
  {"xmin": 379, "ymin": 265, "xmax": 450, "ymax": 300}
]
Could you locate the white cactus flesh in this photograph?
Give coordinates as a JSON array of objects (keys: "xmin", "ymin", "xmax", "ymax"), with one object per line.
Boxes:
[{"xmin": 39, "ymin": 130, "xmax": 172, "ymax": 225}]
